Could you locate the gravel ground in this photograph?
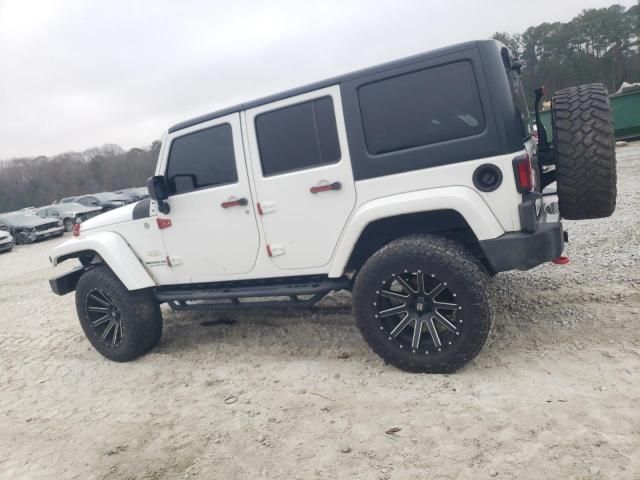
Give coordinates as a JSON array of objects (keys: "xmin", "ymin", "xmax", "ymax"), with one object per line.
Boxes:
[{"xmin": 1, "ymin": 144, "xmax": 639, "ymax": 480}]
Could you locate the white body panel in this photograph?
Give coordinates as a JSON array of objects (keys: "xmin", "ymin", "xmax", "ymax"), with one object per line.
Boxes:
[
  {"xmin": 50, "ymin": 88, "xmax": 529, "ymax": 286},
  {"xmin": 328, "ymin": 185, "xmax": 505, "ymax": 277},
  {"xmin": 154, "ymin": 114, "xmax": 261, "ymax": 283},
  {"xmin": 244, "ymin": 86, "xmax": 356, "ymax": 270}
]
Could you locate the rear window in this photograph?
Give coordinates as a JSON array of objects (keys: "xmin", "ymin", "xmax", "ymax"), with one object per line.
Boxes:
[
  {"xmin": 255, "ymin": 96, "xmax": 341, "ymax": 176},
  {"xmin": 501, "ymin": 48, "xmax": 533, "ymax": 138},
  {"xmin": 166, "ymin": 124, "xmax": 237, "ymax": 195},
  {"xmin": 358, "ymin": 61, "xmax": 485, "ymax": 155}
]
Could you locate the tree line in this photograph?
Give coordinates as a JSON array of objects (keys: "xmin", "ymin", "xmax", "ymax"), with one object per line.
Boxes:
[
  {"xmin": 2, "ymin": 2, "xmax": 638, "ymax": 212},
  {"xmin": 0, "ymin": 142, "xmax": 161, "ymax": 212},
  {"xmin": 494, "ymin": 2, "xmax": 640, "ymax": 102}
]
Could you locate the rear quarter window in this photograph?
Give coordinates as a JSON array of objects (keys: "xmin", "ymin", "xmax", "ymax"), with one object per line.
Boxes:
[{"xmin": 358, "ymin": 61, "xmax": 485, "ymax": 155}]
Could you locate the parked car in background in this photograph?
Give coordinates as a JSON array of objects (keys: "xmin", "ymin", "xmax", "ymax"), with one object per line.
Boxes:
[
  {"xmin": 59, "ymin": 196, "xmax": 78, "ymax": 204},
  {"xmin": 114, "ymin": 188, "xmax": 146, "ymax": 203},
  {"xmin": 36, "ymin": 203, "xmax": 102, "ymax": 232},
  {"xmin": 131, "ymin": 187, "xmax": 149, "ymax": 199},
  {"xmin": 74, "ymin": 192, "xmax": 131, "ymax": 211},
  {"xmin": 0, "ymin": 212, "xmax": 64, "ymax": 244},
  {"xmin": 0, "ymin": 230, "xmax": 15, "ymax": 253}
]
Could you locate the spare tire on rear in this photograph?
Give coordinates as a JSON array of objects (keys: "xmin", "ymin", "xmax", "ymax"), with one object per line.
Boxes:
[{"xmin": 551, "ymin": 83, "xmax": 616, "ymax": 220}]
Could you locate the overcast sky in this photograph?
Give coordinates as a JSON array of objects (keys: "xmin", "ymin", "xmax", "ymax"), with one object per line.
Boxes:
[{"xmin": 0, "ymin": 0, "xmax": 634, "ymax": 159}]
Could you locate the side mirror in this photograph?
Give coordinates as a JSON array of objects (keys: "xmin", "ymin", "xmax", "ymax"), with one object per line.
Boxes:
[{"xmin": 146, "ymin": 175, "xmax": 170, "ymax": 214}]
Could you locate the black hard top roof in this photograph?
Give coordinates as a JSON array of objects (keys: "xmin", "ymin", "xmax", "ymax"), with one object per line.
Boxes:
[{"xmin": 169, "ymin": 40, "xmax": 494, "ymax": 134}]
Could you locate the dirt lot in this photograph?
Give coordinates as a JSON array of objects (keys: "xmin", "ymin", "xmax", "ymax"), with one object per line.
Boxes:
[{"xmin": 1, "ymin": 144, "xmax": 639, "ymax": 480}]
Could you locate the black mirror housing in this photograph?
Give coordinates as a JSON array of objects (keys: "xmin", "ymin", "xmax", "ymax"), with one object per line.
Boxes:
[
  {"xmin": 147, "ymin": 176, "xmax": 171, "ymax": 214},
  {"xmin": 147, "ymin": 175, "xmax": 169, "ymax": 201}
]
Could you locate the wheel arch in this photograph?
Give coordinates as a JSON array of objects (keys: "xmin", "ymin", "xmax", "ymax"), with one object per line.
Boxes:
[
  {"xmin": 328, "ymin": 187, "xmax": 505, "ymax": 277},
  {"xmin": 50, "ymin": 232, "xmax": 156, "ymax": 291}
]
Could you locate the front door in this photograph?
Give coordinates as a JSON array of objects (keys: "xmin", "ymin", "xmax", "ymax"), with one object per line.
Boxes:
[
  {"xmin": 245, "ymin": 86, "xmax": 356, "ymax": 270},
  {"xmin": 158, "ymin": 113, "xmax": 260, "ymax": 283}
]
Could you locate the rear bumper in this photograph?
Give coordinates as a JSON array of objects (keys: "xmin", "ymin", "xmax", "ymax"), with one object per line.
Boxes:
[{"xmin": 479, "ymin": 222, "xmax": 565, "ymax": 273}]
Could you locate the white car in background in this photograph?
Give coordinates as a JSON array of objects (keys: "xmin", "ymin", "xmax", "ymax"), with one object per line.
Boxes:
[{"xmin": 0, "ymin": 230, "xmax": 15, "ymax": 253}]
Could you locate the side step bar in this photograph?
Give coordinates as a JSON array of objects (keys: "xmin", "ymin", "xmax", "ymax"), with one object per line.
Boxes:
[{"xmin": 154, "ymin": 276, "xmax": 351, "ymax": 311}]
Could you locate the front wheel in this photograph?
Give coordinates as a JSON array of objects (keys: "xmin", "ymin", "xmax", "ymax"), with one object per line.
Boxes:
[
  {"xmin": 352, "ymin": 235, "xmax": 492, "ymax": 373},
  {"xmin": 75, "ymin": 265, "xmax": 162, "ymax": 362}
]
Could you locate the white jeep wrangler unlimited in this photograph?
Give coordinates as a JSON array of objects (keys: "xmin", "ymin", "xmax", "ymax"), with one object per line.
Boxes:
[{"xmin": 49, "ymin": 40, "xmax": 616, "ymax": 373}]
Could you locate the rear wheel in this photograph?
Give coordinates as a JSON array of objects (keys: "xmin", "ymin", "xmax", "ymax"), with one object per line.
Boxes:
[
  {"xmin": 75, "ymin": 265, "xmax": 162, "ymax": 361},
  {"xmin": 551, "ymin": 83, "xmax": 616, "ymax": 219},
  {"xmin": 352, "ymin": 235, "xmax": 492, "ymax": 373}
]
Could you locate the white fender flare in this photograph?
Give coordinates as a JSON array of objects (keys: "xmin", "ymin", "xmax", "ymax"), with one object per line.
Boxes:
[
  {"xmin": 328, "ymin": 186, "xmax": 505, "ymax": 277},
  {"xmin": 50, "ymin": 232, "xmax": 155, "ymax": 291}
]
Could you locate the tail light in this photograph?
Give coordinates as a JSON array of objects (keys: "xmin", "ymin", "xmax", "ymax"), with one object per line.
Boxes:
[
  {"xmin": 72, "ymin": 223, "xmax": 81, "ymax": 237},
  {"xmin": 512, "ymin": 154, "xmax": 533, "ymax": 193}
]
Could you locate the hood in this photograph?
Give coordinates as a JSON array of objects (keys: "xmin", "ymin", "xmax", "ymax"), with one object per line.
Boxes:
[
  {"xmin": 57, "ymin": 204, "xmax": 102, "ymax": 215},
  {"xmin": 81, "ymin": 203, "xmax": 137, "ymax": 231},
  {"xmin": 6, "ymin": 216, "xmax": 58, "ymax": 228}
]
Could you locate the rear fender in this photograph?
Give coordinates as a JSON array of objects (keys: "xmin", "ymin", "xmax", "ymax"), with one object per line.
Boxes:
[
  {"xmin": 50, "ymin": 232, "xmax": 155, "ymax": 291},
  {"xmin": 328, "ymin": 186, "xmax": 505, "ymax": 277}
]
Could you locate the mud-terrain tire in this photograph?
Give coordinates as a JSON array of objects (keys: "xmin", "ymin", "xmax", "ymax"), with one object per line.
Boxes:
[
  {"xmin": 75, "ymin": 265, "xmax": 162, "ymax": 362},
  {"xmin": 551, "ymin": 83, "xmax": 616, "ymax": 220},
  {"xmin": 352, "ymin": 235, "xmax": 492, "ymax": 374}
]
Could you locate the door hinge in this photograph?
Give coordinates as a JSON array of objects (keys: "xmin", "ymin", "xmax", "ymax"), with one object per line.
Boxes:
[
  {"xmin": 266, "ymin": 244, "xmax": 285, "ymax": 257},
  {"xmin": 257, "ymin": 201, "xmax": 276, "ymax": 215},
  {"xmin": 166, "ymin": 256, "xmax": 182, "ymax": 267}
]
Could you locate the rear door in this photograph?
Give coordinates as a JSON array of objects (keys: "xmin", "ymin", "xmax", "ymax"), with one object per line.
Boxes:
[
  {"xmin": 158, "ymin": 113, "xmax": 261, "ymax": 283},
  {"xmin": 244, "ymin": 86, "xmax": 356, "ymax": 270}
]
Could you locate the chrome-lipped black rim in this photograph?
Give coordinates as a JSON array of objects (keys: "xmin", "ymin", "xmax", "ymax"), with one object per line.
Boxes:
[
  {"xmin": 86, "ymin": 290, "xmax": 124, "ymax": 347},
  {"xmin": 374, "ymin": 270, "xmax": 462, "ymax": 354}
]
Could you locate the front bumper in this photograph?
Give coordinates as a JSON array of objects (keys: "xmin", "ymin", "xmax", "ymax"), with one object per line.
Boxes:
[
  {"xmin": 479, "ymin": 191, "xmax": 565, "ymax": 273},
  {"xmin": 50, "ymin": 266, "xmax": 85, "ymax": 296},
  {"xmin": 36, "ymin": 226, "xmax": 65, "ymax": 238},
  {"xmin": 0, "ymin": 239, "xmax": 14, "ymax": 251}
]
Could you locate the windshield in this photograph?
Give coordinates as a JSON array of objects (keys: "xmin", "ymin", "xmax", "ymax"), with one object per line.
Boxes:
[
  {"xmin": 1, "ymin": 213, "xmax": 43, "ymax": 224},
  {"xmin": 94, "ymin": 193, "xmax": 127, "ymax": 201}
]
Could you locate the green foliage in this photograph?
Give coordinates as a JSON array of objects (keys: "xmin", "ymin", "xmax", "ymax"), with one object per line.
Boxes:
[
  {"xmin": 493, "ymin": 2, "xmax": 640, "ymax": 101},
  {"xmin": 0, "ymin": 141, "xmax": 161, "ymax": 212}
]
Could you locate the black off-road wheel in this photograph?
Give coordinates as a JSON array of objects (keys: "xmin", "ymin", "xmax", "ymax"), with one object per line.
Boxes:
[
  {"xmin": 551, "ymin": 83, "xmax": 616, "ymax": 220},
  {"xmin": 352, "ymin": 235, "xmax": 492, "ymax": 374},
  {"xmin": 75, "ymin": 265, "xmax": 162, "ymax": 362}
]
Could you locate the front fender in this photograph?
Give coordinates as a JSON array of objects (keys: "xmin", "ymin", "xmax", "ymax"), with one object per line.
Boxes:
[
  {"xmin": 50, "ymin": 232, "xmax": 155, "ymax": 291},
  {"xmin": 328, "ymin": 186, "xmax": 505, "ymax": 277}
]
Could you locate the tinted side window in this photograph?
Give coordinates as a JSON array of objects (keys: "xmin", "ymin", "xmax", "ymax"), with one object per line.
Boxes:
[
  {"xmin": 255, "ymin": 96, "xmax": 341, "ymax": 177},
  {"xmin": 358, "ymin": 61, "xmax": 485, "ymax": 155},
  {"xmin": 167, "ymin": 124, "xmax": 237, "ymax": 195}
]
